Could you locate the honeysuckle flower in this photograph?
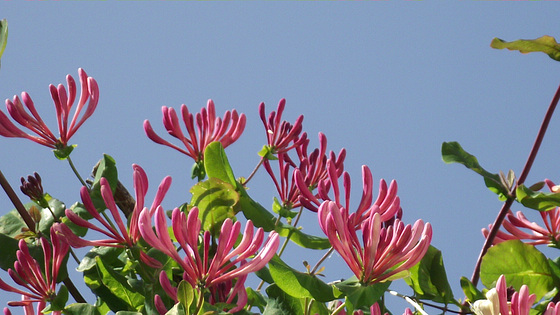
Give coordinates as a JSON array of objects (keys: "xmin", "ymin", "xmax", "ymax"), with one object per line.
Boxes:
[
  {"xmin": 472, "ymin": 275, "xmax": 536, "ymax": 315},
  {"xmin": 318, "ymin": 201, "xmax": 432, "ymax": 284},
  {"xmin": 296, "ymin": 160, "xmax": 400, "ymax": 228},
  {"xmin": 144, "ymin": 100, "xmax": 246, "ymax": 163},
  {"xmin": 264, "ymin": 133, "xmax": 346, "ymax": 211},
  {"xmin": 544, "ymin": 302, "xmax": 560, "ymax": 315},
  {"xmin": 482, "ymin": 179, "xmax": 560, "ymax": 246},
  {"xmin": 0, "ymin": 229, "xmax": 68, "ymax": 315},
  {"xmin": 258, "ymin": 98, "xmax": 307, "ymax": 158},
  {"xmin": 0, "ymin": 68, "xmax": 98, "ymax": 157},
  {"xmin": 3, "ymin": 296, "xmax": 46, "ymax": 315},
  {"xmin": 138, "ymin": 206, "xmax": 279, "ymax": 291}
]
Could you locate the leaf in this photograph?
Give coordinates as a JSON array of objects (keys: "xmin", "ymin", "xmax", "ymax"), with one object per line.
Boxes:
[
  {"xmin": 491, "ymin": 36, "xmax": 560, "ymax": 61},
  {"xmin": 95, "ymin": 256, "xmax": 145, "ymax": 311},
  {"xmin": 480, "ymin": 240, "xmax": 554, "ymax": 300},
  {"xmin": 90, "ymin": 154, "xmax": 118, "ymax": 210},
  {"xmin": 0, "ymin": 233, "xmax": 22, "ymax": 271},
  {"xmin": 405, "ymin": 246, "xmax": 455, "ymax": 303},
  {"xmin": 53, "ymin": 144, "xmax": 76, "ymax": 160},
  {"xmin": 190, "ymin": 177, "xmax": 239, "ymax": 235},
  {"xmin": 164, "ymin": 303, "xmax": 186, "ymax": 315},
  {"xmin": 268, "ymin": 255, "xmax": 339, "ymax": 302},
  {"xmin": 335, "ymin": 277, "xmax": 390, "ymax": 312},
  {"xmin": 442, "ymin": 141, "xmax": 509, "ymax": 199},
  {"xmin": 44, "ymin": 285, "xmax": 68, "ymax": 312},
  {"xmin": 0, "ymin": 19, "xmax": 7, "ymax": 66},
  {"xmin": 516, "ymin": 184, "xmax": 560, "ymax": 211},
  {"xmin": 77, "ymin": 246, "xmax": 124, "ymax": 272},
  {"xmin": 265, "ymin": 284, "xmax": 304, "ymax": 315},
  {"xmin": 176, "ymin": 280, "xmax": 195, "ymax": 313},
  {"xmin": 460, "ymin": 277, "xmax": 485, "ymax": 303},
  {"xmin": 246, "ymin": 288, "xmax": 268, "ymax": 313},
  {"xmin": 203, "ymin": 141, "xmax": 236, "ymax": 186},
  {"xmin": 63, "ymin": 303, "xmax": 101, "ymax": 315}
]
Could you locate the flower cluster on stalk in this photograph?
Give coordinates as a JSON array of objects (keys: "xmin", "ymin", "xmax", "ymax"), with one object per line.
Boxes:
[
  {"xmin": 472, "ymin": 274, "xmax": 541, "ymax": 315},
  {"xmin": 138, "ymin": 206, "xmax": 279, "ymax": 313},
  {"xmin": 0, "ymin": 68, "xmax": 98, "ymax": 156},
  {"xmin": 0, "ymin": 229, "xmax": 68, "ymax": 315}
]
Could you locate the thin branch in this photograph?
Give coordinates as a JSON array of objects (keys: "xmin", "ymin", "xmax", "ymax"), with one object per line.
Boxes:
[
  {"xmin": 0, "ymin": 170, "xmax": 36, "ymax": 232},
  {"xmin": 470, "ymin": 82, "xmax": 560, "ymax": 286}
]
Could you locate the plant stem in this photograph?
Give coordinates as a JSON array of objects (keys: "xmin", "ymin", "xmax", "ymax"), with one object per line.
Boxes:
[
  {"xmin": 67, "ymin": 155, "xmax": 88, "ymax": 187},
  {"xmin": 63, "ymin": 276, "xmax": 86, "ymax": 303},
  {"xmin": 469, "ymin": 82, "xmax": 560, "ymax": 287},
  {"xmin": 0, "ymin": 170, "xmax": 36, "ymax": 232},
  {"xmin": 331, "ymin": 301, "xmax": 346, "ymax": 315},
  {"xmin": 277, "ymin": 207, "xmax": 304, "ymax": 257},
  {"xmin": 311, "ymin": 247, "xmax": 334, "ymax": 275},
  {"xmin": 241, "ymin": 157, "xmax": 264, "ymax": 186}
]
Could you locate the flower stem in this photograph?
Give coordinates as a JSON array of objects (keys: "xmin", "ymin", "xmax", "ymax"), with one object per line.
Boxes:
[
  {"xmin": 277, "ymin": 207, "xmax": 304, "ymax": 257},
  {"xmin": 66, "ymin": 155, "xmax": 88, "ymax": 187},
  {"xmin": 0, "ymin": 170, "xmax": 36, "ymax": 232},
  {"xmin": 63, "ymin": 276, "xmax": 86, "ymax": 303},
  {"xmin": 310, "ymin": 247, "xmax": 334, "ymax": 275},
  {"xmin": 470, "ymin": 82, "xmax": 560, "ymax": 288},
  {"xmin": 241, "ymin": 157, "xmax": 264, "ymax": 186}
]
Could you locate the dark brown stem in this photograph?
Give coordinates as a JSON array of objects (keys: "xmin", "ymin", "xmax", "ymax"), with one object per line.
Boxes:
[
  {"xmin": 0, "ymin": 170, "xmax": 36, "ymax": 232},
  {"xmin": 470, "ymin": 82, "xmax": 560, "ymax": 286},
  {"xmin": 63, "ymin": 276, "xmax": 86, "ymax": 303}
]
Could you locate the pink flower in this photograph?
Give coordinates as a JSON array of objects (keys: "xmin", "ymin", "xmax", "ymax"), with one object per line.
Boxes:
[
  {"xmin": 318, "ymin": 201, "xmax": 432, "ymax": 284},
  {"xmin": 544, "ymin": 302, "xmax": 560, "ymax": 315},
  {"xmin": 482, "ymin": 179, "xmax": 560, "ymax": 246},
  {"xmin": 0, "ymin": 229, "xmax": 68, "ymax": 314},
  {"xmin": 0, "ymin": 68, "xmax": 98, "ymax": 154},
  {"xmin": 296, "ymin": 160, "xmax": 400, "ymax": 227},
  {"xmin": 144, "ymin": 100, "xmax": 246, "ymax": 163},
  {"xmin": 258, "ymin": 98, "xmax": 307, "ymax": 157},
  {"xmin": 472, "ymin": 275, "xmax": 536, "ymax": 315},
  {"xmin": 138, "ymin": 206, "xmax": 279, "ymax": 291},
  {"xmin": 263, "ymin": 133, "xmax": 346, "ymax": 210},
  {"xmin": 54, "ymin": 165, "xmax": 171, "ymax": 250}
]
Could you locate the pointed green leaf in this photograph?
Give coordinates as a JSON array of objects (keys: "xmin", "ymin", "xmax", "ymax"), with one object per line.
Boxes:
[
  {"xmin": 176, "ymin": 280, "xmax": 194, "ymax": 313},
  {"xmin": 0, "ymin": 19, "xmax": 8, "ymax": 65},
  {"xmin": 190, "ymin": 177, "xmax": 239, "ymax": 235},
  {"xmin": 90, "ymin": 154, "xmax": 118, "ymax": 210},
  {"xmin": 405, "ymin": 245, "xmax": 455, "ymax": 303},
  {"xmin": 442, "ymin": 141, "xmax": 508, "ymax": 199},
  {"xmin": 268, "ymin": 255, "xmax": 340, "ymax": 302},
  {"xmin": 45, "ymin": 285, "xmax": 68, "ymax": 312},
  {"xmin": 95, "ymin": 256, "xmax": 144, "ymax": 311},
  {"xmin": 516, "ymin": 184, "xmax": 560, "ymax": 211},
  {"xmin": 491, "ymin": 36, "xmax": 560, "ymax": 61},
  {"xmin": 335, "ymin": 277, "xmax": 390, "ymax": 312},
  {"xmin": 481, "ymin": 240, "xmax": 554, "ymax": 300},
  {"xmin": 460, "ymin": 277, "xmax": 485, "ymax": 303},
  {"xmin": 53, "ymin": 144, "xmax": 76, "ymax": 160},
  {"xmin": 164, "ymin": 303, "xmax": 186, "ymax": 315},
  {"xmin": 203, "ymin": 141, "xmax": 236, "ymax": 186}
]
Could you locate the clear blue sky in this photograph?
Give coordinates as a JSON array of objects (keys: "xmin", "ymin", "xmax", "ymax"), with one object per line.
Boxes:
[{"xmin": 1, "ymin": 2, "xmax": 560, "ymax": 313}]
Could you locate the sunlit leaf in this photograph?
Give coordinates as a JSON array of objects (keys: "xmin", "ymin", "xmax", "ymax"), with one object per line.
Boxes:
[
  {"xmin": 204, "ymin": 141, "xmax": 236, "ymax": 186},
  {"xmin": 63, "ymin": 303, "xmax": 101, "ymax": 315},
  {"xmin": 268, "ymin": 255, "xmax": 340, "ymax": 302},
  {"xmin": 491, "ymin": 36, "xmax": 560, "ymax": 61},
  {"xmin": 190, "ymin": 177, "xmax": 239, "ymax": 235},
  {"xmin": 405, "ymin": 246, "xmax": 455, "ymax": 303},
  {"xmin": 481, "ymin": 240, "xmax": 554, "ymax": 300},
  {"xmin": 95, "ymin": 256, "xmax": 144, "ymax": 311},
  {"xmin": 460, "ymin": 277, "xmax": 485, "ymax": 303},
  {"xmin": 0, "ymin": 19, "xmax": 7, "ymax": 69},
  {"xmin": 90, "ymin": 154, "xmax": 118, "ymax": 210}
]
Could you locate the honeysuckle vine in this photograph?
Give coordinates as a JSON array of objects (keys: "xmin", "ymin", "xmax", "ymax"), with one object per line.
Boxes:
[{"xmin": 1, "ymin": 21, "xmax": 560, "ymax": 315}]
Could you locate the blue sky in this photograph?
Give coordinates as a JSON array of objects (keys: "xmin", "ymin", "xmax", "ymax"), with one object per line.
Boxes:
[{"xmin": 1, "ymin": 2, "xmax": 560, "ymax": 313}]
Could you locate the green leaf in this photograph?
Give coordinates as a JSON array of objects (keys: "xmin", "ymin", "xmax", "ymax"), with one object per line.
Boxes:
[
  {"xmin": 44, "ymin": 285, "xmax": 68, "ymax": 312},
  {"xmin": 516, "ymin": 184, "xmax": 560, "ymax": 211},
  {"xmin": 405, "ymin": 245, "xmax": 455, "ymax": 303},
  {"xmin": 460, "ymin": 277, "xmax": 485, "ymax": 303},
  {"xmin": 95, "ymin": 256, "xmax": 144, "ymax": 311},
  {"xmin": 0, "ymin": 233, "xmax": 22, "ymax": 271},
  {"xmin": 480, "ymin": 240, "xmax": 554, "ymax": 300},
  {"xmin": 176, "ymin": 280, "xmax": 195, "ymax": 313},
  {"xmin": 90, "ymin": 154, "xmax": 118, "ymax": 211},
  {"xmin": 77, "ymin": 246, "xmax": 124, "ymax": 272},
  {"xmin": 53, "ymin": 144, "xmax": 76, "ymax": 160},
  {"xmin": 335, "ymin": 277, "xmax": 390, "ymax": 312},
  {"xmin": 203, "ymin": 141, "xmax": 236, "ymax": 186},
  {"xmin": 190, "ymin": 177, "xmax": 239, "ymax": 235},
  {"xmin": 246, "ymin": 288, "xmax": 268, "ymax": 313},
  {"xmin": 268, "ymin": 255, "xmax": 339, "ymax": 302},
  {"xmin": 115, "ymin": 312, "xmax": 143, "ymax": 315},
  {"xmin": 63, "ymin": 303, "xmax": 101, "ymax": 315},
  {"xmin": 491, "ymin": 36, "xmax": 560, "ymax": 61},
  {"xmin": 442, "ymin": 141, "xmax": 508, "ymax": 199},
  {"xmin": 0, "ymin": 19, "xmax": 8, "ymax": 67},
  {"xmin": 164, "ymin": 303, "xmax": 186, "ymax": 315},
  {"xmin": 265, "ymin": 283, "xmax": 304, "ymax": 315},
  {"xmin": 258, "ymin": 145, "xmax": 278, "ymax": 160}
]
